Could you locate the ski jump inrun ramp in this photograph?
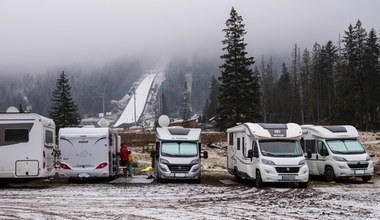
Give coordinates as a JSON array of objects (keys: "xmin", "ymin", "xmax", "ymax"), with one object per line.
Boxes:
[{"xmin": 113, "ymin": 73, "xmax": 157, "ymax": 127}]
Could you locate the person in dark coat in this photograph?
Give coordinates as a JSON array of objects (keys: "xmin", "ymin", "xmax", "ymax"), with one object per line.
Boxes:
[{"xmin": 120, "ymin": 143, "xmax": 129, "ymax": 177}]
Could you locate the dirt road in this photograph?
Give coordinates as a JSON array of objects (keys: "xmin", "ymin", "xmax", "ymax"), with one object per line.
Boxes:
[{"xmin": 0, "ymin": 173, "xmax": 379, "ymax": 220}]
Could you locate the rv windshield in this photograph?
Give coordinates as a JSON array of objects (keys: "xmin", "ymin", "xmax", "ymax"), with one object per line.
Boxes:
[
  {"xmin": 161, "ymin": 142, "xmax": 198, "ymax": 157},
  {"xmin": 259, "ymin": 140, "xmax": 303, "ymax": 157},
  {"xmin": 326, "ymin": 139, "xmax": 366, "ymax": 154}
]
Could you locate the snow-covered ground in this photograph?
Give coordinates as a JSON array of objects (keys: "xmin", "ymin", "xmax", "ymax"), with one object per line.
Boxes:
[{"xmin": 1, "ymin": 174, "xmax": 379, "ymax": 220}]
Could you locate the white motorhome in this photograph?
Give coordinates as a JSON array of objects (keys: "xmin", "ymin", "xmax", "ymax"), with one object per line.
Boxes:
[
  {"xmin": 227, "ymin": 123, "xmax": 309, "ymax": 188},
  {"xmin": 301, "ymin": 125, "xmax": 374, "ymax": 182},
  {"xmin": 58, "ymin": 127, "xmax": 120, "ymax": 180},
  {"xmin": 0, "ymin": 108, "xmax": 57, "ymax": 187},
  {"xmin": 151, "ymin": 116, "xmax": 208, "ymax": 183}
]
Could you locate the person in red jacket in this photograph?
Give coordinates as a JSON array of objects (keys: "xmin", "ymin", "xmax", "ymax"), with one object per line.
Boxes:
[{"xmin": 119, "ymin": 143, "xmax": 129, "ymax": 177}]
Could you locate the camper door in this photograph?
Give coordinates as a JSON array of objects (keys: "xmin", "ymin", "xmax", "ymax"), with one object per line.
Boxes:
[
  {"xmin": 227, "ymin": 132, "xmax": 236, "ymax": 169},
  {"xmin": 315, "ymin": 140, "xmax": 329, "ymax": 174},
  {"xmin": 304, "ymin": 139, "xmax": 329, "ymax": 175}
]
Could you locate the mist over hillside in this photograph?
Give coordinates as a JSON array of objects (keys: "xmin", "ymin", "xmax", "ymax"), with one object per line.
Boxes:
[{"xmin": 0, "ymin": 56, "xmax": 225, "ymax": 119}]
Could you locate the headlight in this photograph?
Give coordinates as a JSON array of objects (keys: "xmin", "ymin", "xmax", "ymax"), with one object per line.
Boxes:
[
  {"xmin": 333, "ymin": 156, "xmax": 347, "ymax": 162},
  {"xmin": 190, "ymin": 159, "xmax": 199, "ymax": 165},
  {"xmin": 366, "ymin": 155, "xmax": 371, "ymax": 161},
  {"xmin": 299, "ymin": 159, "xmax": 306, "ymax": 166},
  {"xmin": 160, "ymin": 158, "xmax": 170, "ymax": 165},
  {"xmin": 261, "ymin": 158, "xmax": 275, "ymax": 165}
]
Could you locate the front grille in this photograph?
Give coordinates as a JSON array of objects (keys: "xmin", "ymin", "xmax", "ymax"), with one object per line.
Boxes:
[
  {"xmin": 348, "ymin": 163, "xmax": 369, "ymax": 169},
  {"xmin": 169, "ymin": 164, "xmax": 191, "ymax": 172},
  {"xmin": 275, "ymin": 167, "xmax": 300, "ymax": 173}
]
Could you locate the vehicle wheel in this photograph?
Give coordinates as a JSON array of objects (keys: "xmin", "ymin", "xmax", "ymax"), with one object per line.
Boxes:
[
  {"xmin": 234, "ymin": 174, "xmax": 243, "ymax": 183},
  {"xmin": 324, "ymin": 166, "xmax": 335, "ymax": 182},
  {"xmin": 156, "ymin": 177, "xmax": 162, "ymax": 183},
  {"xmin": 298, "ymin": 182, "xmax": 308, "ymax": 188},
  {"xmin": 0, "ymin": 182, "xmax": 8, "ymax": 188},
  {"xmin": 361, "ymin": 176, "xmax": 372, "ymax": 182},
  {"xmin": 255, "ymin": 170, "xmax": 264, "ymax": 188},
  {"xmin": 194, "ymin": 178, "xmax": 201, "ymax": 184},
  {"xmin": 234, "ymin": 167, "xmax": 243, "ymax": 183}
]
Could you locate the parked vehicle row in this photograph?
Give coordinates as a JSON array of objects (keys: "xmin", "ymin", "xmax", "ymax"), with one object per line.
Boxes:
[
  {"xmin": 0, "ymin": 109, "xmax": 374, "ymax": 188},
  {"xmin": 58, "ymin": 127, "xmax": 121, "ymax": 180},
  {"xmin": 226, "ymin": 123, "xmax": 374, "ymax": 188},
  {"xmin": 0, "ymin": 107, "xmax": 58, "ymax": 187},
  {"xmin": 227, "ymin": 123, "xmax": 309, "ymax": 188},
  {"xmin": 301, "ymin": 124, "xmax": 374, "ymax": 182}
]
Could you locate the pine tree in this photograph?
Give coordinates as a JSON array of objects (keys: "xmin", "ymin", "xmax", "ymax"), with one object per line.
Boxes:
[
  {"xmin": 310, "ymin": 42, "xmax": 322, "ymax": 122},
  {"xmin": 300, "ymin": 48, "xmax": 312, "ymax": 123},
  {"xmin": 50, "ymin": 71, "xmax": 81, "ymax": 134},
  {"xmin": 274, "ymin": 63, "xmax": 292, "ymax": 122},
  {"xmin": 336, "ymin": 20, "xmax": 368, "ymax": 127},
  {"xmin": 159, "ymin": 92, "xmax": 168, "ymax": 116},
  {"xmin": 216, "ymin": 7, "xmax": 261, "ymax": 131},
  {"xmin": 260, "ymin": 57, "xmax": 276, "ymax": 123},
  {"xmin": 363, "ymin": 28, "xmax": 380, "ymax": 129},
  {"xmin": 180, "ymin": 83, "xmax": 191, "ymax": 127},
  {"xmin": 290, "ymin": 44, "xmax": 301, "ymax": 123},
  {"xmin": 203, "ymin": 76, "xmax": 219, "ymax": 121}
]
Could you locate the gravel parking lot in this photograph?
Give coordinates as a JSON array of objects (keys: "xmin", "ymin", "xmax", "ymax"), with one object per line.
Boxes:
[{"xmin": 1, "ymin": 171, "xmax": 379, "ymax": 220}]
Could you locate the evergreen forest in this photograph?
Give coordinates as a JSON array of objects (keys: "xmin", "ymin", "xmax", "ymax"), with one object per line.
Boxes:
[{"xmin": 0, "ymin": 19, "xmax": 379, "ymax": 130}]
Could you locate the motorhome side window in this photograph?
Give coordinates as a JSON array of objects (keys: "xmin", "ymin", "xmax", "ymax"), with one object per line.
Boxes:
[
  {"xmin": 229, "ymin": 133, "xmax": 233, "ymax": 145},
  {"xmin": 242, "ymin": 137, "xmax": 247, "ymax": 157},
  {"xmin": 305, "ymin": 140, "xmax": 316, "ymax": 153},
  {"xmin": 45, "ymin": 130, "xmax": 54, "ymax": 146},
  {"xmin": 317, "ymin": 141, "xmax": 328, "ymax": 155},
  {"xmin": 5, "ymin": 129, "xmax": 29, "ymax": 143},
  {"xmin": 253, "ymin": 141, "xmax": 258, "ymax": 156},
  {"xmin": 300, "ymin": 138, "xmax": 305, "ymax": 151},
  {"xmin": 237, "ymin": 138, "xmax": 240, "ymax": 151}
]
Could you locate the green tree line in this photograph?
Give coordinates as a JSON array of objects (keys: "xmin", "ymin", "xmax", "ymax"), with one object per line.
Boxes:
[{"xmin": 209, "ymin": 12, "xmax": 380, "ymax": 130}]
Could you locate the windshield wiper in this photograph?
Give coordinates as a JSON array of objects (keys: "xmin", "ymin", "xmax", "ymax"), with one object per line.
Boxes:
[
  {"xmin": 262, "ymin": 152, "xmax": 276, "ymax": 156},
  {"xmin": 161, "ymin": 152, "xmax": 175, "ymax": 156}
]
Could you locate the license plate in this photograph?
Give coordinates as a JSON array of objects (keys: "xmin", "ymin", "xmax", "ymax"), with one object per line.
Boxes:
[
  {"xmin": 282, "ymin": 175, "xmax": 295, "ymax": 181},
  {"xmin": 175, "ymin": 173, "xmax": 186, "ymax": 177},
  {"xmin": 355, "ymin": 170, "xmax": 365, "ymax": 175},
  {"xmin": 78, "ymin": 173, "xmax": 90, "ymax": 178}
]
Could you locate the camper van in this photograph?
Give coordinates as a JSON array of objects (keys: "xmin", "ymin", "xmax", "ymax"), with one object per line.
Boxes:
[
  {"xmin": 58, "ymin": 127, "xmax": 120, "ymax": 180},
  {"xmin": 227, "ymin": 123, "xmax": 309, "ymax": 188},
  {"xmin": 301, "ymin": 125, "xmax": 374, "ymax": 182},
  {"xmin": 151, "ymin": 116, "xmax": 208, "ymax": 183},
  {"xmin": 0, "ymin": 107, "xmax": 58, "ymax": 187}
]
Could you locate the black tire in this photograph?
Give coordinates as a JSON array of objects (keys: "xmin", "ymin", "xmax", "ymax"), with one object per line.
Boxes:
[
  {"xmin": 0, "ymin": 182, "xmax": 8, "ymax": 188},
  {"xmin": 234, "ymin": 167, "xmax": 243, "ymax": 183},
  {"xmin": 324, "ymin": 166, "xmax": 335, "ymax": 182},
  {"xmin": 156, "ymin": 177, "xmax": 161, "ymax": 183},
  {"xmin": 299, "ymin": 182, "xmax": 308, "ymax": 188},
  {"xmin": 361, "ymin": 176, "xmax": 372, "ymax": 182},
  {"xmin": 255, "ymin": 170, "xmax": 263, "ymax": 188},
  {"xmin": 194, "ymin": 178, "xmax": 201, "ymax": 184},
  {"xmin": 234, "ymin": 174, "xmax": 243, "ymax": 183}
]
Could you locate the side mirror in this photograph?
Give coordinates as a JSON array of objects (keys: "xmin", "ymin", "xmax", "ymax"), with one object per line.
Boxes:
[
  {"xmin": 247, "ymin": 149, "xmax": 253, "ymax": 158},
  {"xmin": 307, "ymin": 151, "xmax": 312, "ymax": 159},
  {"xmin": 321, "ymin": 149, "xmax": 328, "ymax": 156},
  {"xmin": 150, "ymin": 150, "xmax": 156, "ymax": 158},
  {"xmin": 203, "ymin": 151, "xmax": 208, "ymax": 159}
]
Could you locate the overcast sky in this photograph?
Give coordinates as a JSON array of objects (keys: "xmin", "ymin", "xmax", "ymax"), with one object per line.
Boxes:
[{"xmin": 1, "ymin": 0, "xmax": 379, "ymax": 74}]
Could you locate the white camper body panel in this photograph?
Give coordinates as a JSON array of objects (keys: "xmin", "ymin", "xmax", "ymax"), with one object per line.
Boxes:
[
  {"xmin": 227, "ymin": 123, "xmax": 309, "ymax": 186},
  {"xmin": 301, "ymin": 125, "xmax": 374, "ymax": 181},
  {"xmin": 0, "ymin": 113, "xmax": 57, "ymax": 182},
  {"xmin": 58, "ymin": 127, "xmax": 119, "ymax": 179},
  {"xmin": 154, "ymin": 127, "xmax": 203, "ymax": 182}
]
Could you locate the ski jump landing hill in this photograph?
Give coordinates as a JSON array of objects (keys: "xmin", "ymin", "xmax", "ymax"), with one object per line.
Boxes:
[{"xmin": 113, "ymin": 73, "xmax": 160, "ymax": 128}]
